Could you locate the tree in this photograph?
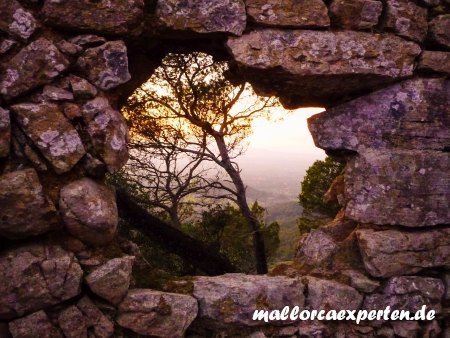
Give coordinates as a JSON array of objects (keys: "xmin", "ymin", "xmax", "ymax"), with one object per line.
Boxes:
[
  {"xmin": 184, "ymin": 202, "xmax": 280, "ymax": 273},
  {"xmin": 123, "ymin": 52, "xmax": 278, "ymax": 274},
  {"xmin": 297, "ymin": 156, "xmax": 345, "ymax": 234}
]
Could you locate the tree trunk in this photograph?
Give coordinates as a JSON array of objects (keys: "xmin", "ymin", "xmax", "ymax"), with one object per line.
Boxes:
[
  {"xmin": 214, "ymin": 135, "xmax": 268, "ymax": 274},
  {"xmin": 115, "ymin": 187, "xmax": 237, "ymax": 275}
]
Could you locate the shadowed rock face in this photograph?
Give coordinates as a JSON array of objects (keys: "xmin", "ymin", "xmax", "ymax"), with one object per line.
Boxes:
[
  {"xmin": 356, "ymin": 228, "xmax": 450, "ymax": 277},
  {"xmin": 0, "ymin": 107, "xmax": 10, "ymax": 158},
  {"xmin": 9, "ymin": 311, "xmax": 62, "ymax": 338},
  {"xmin": 227, "ymin": 29, "xmax": 421, "ymax": 107},
  {"xmin": 0, "ymin": 169, "xmax": 60, "ymax": 239},
  {"xmin": 329, "ymin": 0, "xmax": 383, "ymax": 30},
  {"xmin": 41, "ymin": 0, "xmax": 145, "ymax": 35},
  {"xmin": 0, "ymin": 244, "xmax": 83, "ymax": 320},
  {"xmin": 384, "ymin": 0, "xmax": 428, "ymax": 42}
]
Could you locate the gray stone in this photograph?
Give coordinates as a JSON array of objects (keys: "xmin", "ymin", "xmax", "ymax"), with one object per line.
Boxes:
[
  {"xmin": 428, "ymin": 15, "xmax": 450, "ymax": 49},
  {"xmin": 11, "ymin": 103, "xmax": 86, "ymax": 174},
  {"xmin": 9, "ymin": 311, "xmax": 62, "ymax": 338},
  {"xmin": 0, "ymin": 169, "xmax": 59, "ymax": 239},
  {"xmin": 76, "ymin": 41, "xmax": 131, "ymax": 91},
  {"xmin": 245, "ymin": 0, "xmax": 329, "ymax": 28},
  {"xmin": 156, "ymin": 0, "xmax": 247, "ymax": 36},
  {"xmin": 0, "ymin": 1, "xmax": 37, "ymax": 40},
  {"xmin": 68, "ymin": 75, "xmax": 98, "ymax": 100},
  {"xmin": 0, "ymin": 107, "xmax": 10, "ymax": 158},
  {"xmin": 117, "ymin": 289, "xmax": 198, "ymax": 338},
  {"xmin": 0, "ymin": 38, "xmax": 70, "ymax": 100},
  {"xmin": 55, "ymin": 40, "xmax": 83, "ymax": 56},
  {"xmin": 305, "ymin": 277, "xmax": 363, "ymax": 311},
  {"xmin": 345, "ymin": 150, "xmax": 449, "ymax": 227},
  {"xmin": 0, "ymin": 38, "xmax": 17, "ymax": 54},
  {"xmin": 385, "ymin": 0, "xmax": 428, "ymax": 42},
  {"xmin": 76, "ymin": 297, "xmax": 114, "ymax": 338},
  {"xmin": 82, "ymin": 97, "xmax": 129, "ymax": 172},
  {"xmin": 0, "ymin": 244, "xmax": 83, "ymax": 320},
  {"xmin": 385, "ymin": 276, "xmax": 445, "ymax": 300},
  {"xmin": 86, "ymin": 256, "xmax": 134, "ymax": 305},
  {"xmin": 296, "ymin": 230, "xmax": 338, "ymax": 265},
  {"xmin": 42, "ymin": 85, "xmax": 74, "ymax": 102},
  {"xmin": 342, "ymin": 270, "xmax": 380, "ymax": 293},
  {"xmin": 192, "ymin": 274, "xmax": 305, "ymax": 327},
  {"xmin": 60, "ymin": 178, "xmax": 118, "ymax": 246},
  {"xmin": 391, "ymin": 321, "xmax": 421, "ymax": 337},
  {"xmin": 330, "ymin": 0, "xmax": 383, "ymax": 30},
  {"xmin": 309, "ymin": 78, "xmax": 450, "ymax": 152},
  {"xmin": 68, "ymin": 35, "xmax": 107, "ymax": 48},
  {"xmin": 418, "ymin": 51, "xmax": 450, "ymax": 74},
  {"xmin": 41, "ymin": 0, "xmax": 144, "ymax": 36},
  {"xmin": 57, "ymin": 306, "xmax": 88, "ymax": 338},
  {"xmin": 356, "ymin": 228, "xmax": 450, "ymax": 277},
  {"xmin": 227, "ymin": 30, "xmax": 420, "ymax": 107}
]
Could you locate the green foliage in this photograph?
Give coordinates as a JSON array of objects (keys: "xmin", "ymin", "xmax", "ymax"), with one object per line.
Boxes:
[
  {"xmin": 298, "ymin": 156, "xmax": 345, "ymax": 217},
  {"xmin": 183, "ymin": 202, "xmax": 280, "ymax": 273},
  {"xmin": 297, "ymin": 156, "xmax": 344, "ymax": 236}
]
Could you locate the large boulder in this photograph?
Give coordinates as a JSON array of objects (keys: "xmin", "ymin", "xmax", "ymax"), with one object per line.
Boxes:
[
  {"xmin": 0, "ymin": 244, "xmax": 83, "ymax": 320},
  {"xmin": 81, "ymin": 97, "xmax": 129, "ymax": 171},
  {"xmin": 227, "ymin": 30, "xmax": 420, "ymax": 107},
  {"xmin": 329, "ymin": 0, "xmax": 383, "ymax": 30},
  {"xmin": 192, "ymin": 274, "xmax": 305, "ymax": 327},
  {"xmin": 309, "ymin": 78, "xmax": 449, "ymax": 152},
  {"xmin": 11, "ymin": 103, "xmax": 86, "ymax": 174},
  {"xmin": 9, "ymin": 311, "xmax": 62, "ymax": 338},
  {"xmin": 356, "ymin": 228, "xmax": 450, "ymax": 277},
  {"xmin": 384, "ymin": 0, "xmax": 428, "ymax": 42},
  {"xmin": 0, "ymin": 169, "xmax": 59, "ymax": 239},
  {"xmin": 117, "ymin": 289, "xmax": 198, "ymax": 337},
  {"xmin": 59, "ymin": 178, "xmax": 118, "ymax": 246},
  {"xmin": 156, "ymin": 0, "xmax": 247, "ymax": 36},
  {"xmin": 0, "ymin": 38, "xmax": 70, "ymax": 100},
  {"xmin": 344, "ymin": 150, "xmax": 449, "ymax": 227},
  {"xmin": 0, "ymin": 0, "xmax": 37, "ymax": 41},
  {"xmin": 0, "ymin": 107, "xmax": 10, "ymax": 158},
  {"xmin": 305, "ymin": 277, "xmax": 363, "ymax": 311},
  {"xmin": 76, "ymin": 41, "xmax": 131, "ymax": 91},
  {"xmin": 41, "ymin": 0, "xmax": 144, "ymax": 36},
  {"xmin": 85, "ymin": 256, "xmax": 134, "ymax": 305},
  {"xmin": 245, "ymin": 0, "xmax": 329, "ymax": 28}
]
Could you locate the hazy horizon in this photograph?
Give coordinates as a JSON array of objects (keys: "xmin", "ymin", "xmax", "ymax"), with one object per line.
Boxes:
[{"xmin": 237, "ymin": 107, "xmax": 326, "ymax": 203}]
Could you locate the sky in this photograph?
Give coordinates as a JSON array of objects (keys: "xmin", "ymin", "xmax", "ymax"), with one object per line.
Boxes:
[
  {"xmin": 236, "ymin": 107, "xmax": 327, "ymax": 201},
  {"xmin": 246, "ymin": 107, "xmax": 325, "ymax": 158}
]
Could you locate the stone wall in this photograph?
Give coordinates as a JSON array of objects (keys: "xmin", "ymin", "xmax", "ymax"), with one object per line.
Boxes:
[{"xmin": 0, "ymin": 0, "xmax": 448, "ymax": 337}]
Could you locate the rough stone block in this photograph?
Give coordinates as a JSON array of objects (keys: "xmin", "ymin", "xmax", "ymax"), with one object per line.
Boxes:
[
  {"xmin": 227, "ymin": 30, "xmax": 420, "ymax": 107},
  {"xmin": 357, "ymin": 228, "xmax": 450, "ymax": 277}
]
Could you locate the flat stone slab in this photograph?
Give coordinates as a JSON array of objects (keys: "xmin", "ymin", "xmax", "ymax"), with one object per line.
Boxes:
[{"xmin": 227, "ymin": 29, "xmax": 420, "ymax": 107}]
